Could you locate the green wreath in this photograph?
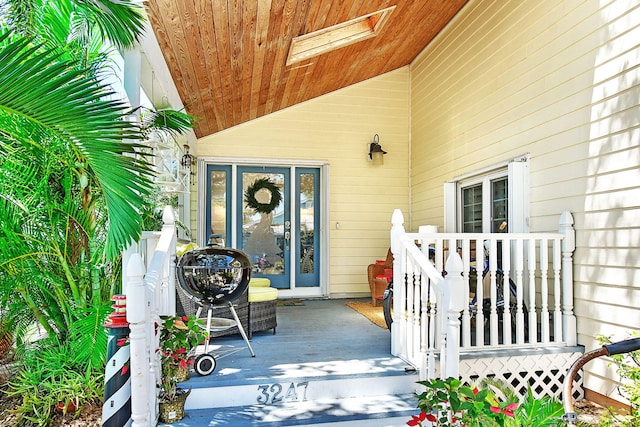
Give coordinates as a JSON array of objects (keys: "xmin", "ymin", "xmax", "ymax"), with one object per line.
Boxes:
[{"xmin": 244, "ymin": 178, "xmax": 282, "ymax": 214}]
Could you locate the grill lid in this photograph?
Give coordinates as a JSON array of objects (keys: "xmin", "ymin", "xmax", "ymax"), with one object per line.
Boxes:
[{"xmin": 176, "ymin": 247, "xmax": 251, "ymax": 305}]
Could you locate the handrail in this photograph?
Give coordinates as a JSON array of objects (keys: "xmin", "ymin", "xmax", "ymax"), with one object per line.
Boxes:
[
  {"xmin": 389, "ymin": 209, "xmax": 576, "ymax": 383},
  {"xmin": 391, "ymin": 209, "xmax": 466, "ymax": 381}
]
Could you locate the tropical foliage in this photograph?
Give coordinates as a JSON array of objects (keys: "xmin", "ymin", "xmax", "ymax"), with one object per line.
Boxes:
[
  {"xmin": 0, "ymin": 0, "xmax": 190, "ymax": 423},
  {"xmin": 409, "ymin": 377, "xmax": 519, "ymax": 427},
  {"xmin": 159, "ymin": 315, "xmax": 207, "ymax": 402},
  {"xmin": 408, "ymin": 376, "xmax": 564, "ymax": 427}
]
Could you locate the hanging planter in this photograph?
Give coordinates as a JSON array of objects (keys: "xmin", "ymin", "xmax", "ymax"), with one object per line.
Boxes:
[{"xmin": 244, "ymin": 178, "xmax": 282, "ymax": 215}]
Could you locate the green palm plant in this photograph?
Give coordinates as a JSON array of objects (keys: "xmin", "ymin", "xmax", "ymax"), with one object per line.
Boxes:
[
  {"xmin": 0, "ymin": 27, "xmax": 151, "ymax": 340},
  {"xmin": 0, "ymin": 0, "xmax": 186, "ymax": 423},
  {"xmin": 480, "ymin": 377, "xmax": 564, "ymax": 427}
]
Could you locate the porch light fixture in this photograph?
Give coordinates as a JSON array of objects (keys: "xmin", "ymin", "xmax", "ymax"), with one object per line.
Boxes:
[
  {"xmin": 180, "ymin": 144, "xmax": 196, "ymax": 184},
  {"xmin": 368, "ymin": 134, "xmax": 387, "ymax": 165}
]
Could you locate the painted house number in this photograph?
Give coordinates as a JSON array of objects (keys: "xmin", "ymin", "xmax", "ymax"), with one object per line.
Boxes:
[{"xmin": 256, "ymin": 381, "xmax": 309, "ymax": 404}]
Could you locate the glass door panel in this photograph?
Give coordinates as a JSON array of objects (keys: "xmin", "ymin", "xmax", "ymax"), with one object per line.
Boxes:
[
  {"xmin": 238, "ymin": 167, "xmax": 290, "ymax": 289},
  {"xmin": 206, "ymin": 165, "xmax": 231, "ymax": 246},
  {"xmin": 296, "ymin": 169, "xmax": 319, "ymax": 287}
]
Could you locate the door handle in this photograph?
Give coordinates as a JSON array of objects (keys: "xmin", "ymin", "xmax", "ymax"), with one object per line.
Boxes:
[{"xmin": 284, "ymin": 231, "xmax": 291, "ymax": 250}]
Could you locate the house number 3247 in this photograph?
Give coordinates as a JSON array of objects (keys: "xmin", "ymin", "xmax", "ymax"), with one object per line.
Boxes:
[{"xmin": 256, "ymin": 382, "xmax": 309, "ymax": 405}]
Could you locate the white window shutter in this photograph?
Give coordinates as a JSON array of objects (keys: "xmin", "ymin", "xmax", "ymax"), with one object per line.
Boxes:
[
  {"xmin": 444, "ymin": 181, "xmax": 457, "ymax": 232},
  {"xmin": 508, "ymin": 157, "xmax": 529, "ymax": 232}
]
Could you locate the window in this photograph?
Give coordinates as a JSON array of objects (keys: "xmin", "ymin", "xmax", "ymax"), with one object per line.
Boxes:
[
  {"xmin": 444, "ymin": 156, "xmax": 529, "ymax": 233},
  {"xmin": 460, "ymin": 173, "xmax": 508, "ymax": 233}
]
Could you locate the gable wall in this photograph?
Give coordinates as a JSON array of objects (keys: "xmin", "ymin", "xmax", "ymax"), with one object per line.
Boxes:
[
  {"xmin": 410, "ymin": 0, "xmax": 640, "ymax": 399},
  {"xmin": 196, "ymin": 68, "xmax": 410, "ymax": 296}
]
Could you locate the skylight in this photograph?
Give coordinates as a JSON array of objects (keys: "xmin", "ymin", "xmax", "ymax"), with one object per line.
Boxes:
[{"xmin": 286, "ymin": 6, "xmax": 396, "ymax": 66}]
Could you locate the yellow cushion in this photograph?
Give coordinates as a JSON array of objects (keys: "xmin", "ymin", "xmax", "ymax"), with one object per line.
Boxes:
[
  {"xmin": 249, "ymin": 278, "xmax": 271, "ymax": 288},
  {"xmin": 176, "ymin": 242, "xmax": 198, "ymax": 256},
  {"xmin": 248, "ymin": 286, "xmax": 278, "ymax": 303}
]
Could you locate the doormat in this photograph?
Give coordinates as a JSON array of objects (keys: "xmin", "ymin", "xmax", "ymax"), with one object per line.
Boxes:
[
  {"xmin": 345, "ymin": 301, "xmax": 387, "ymax": 330},
  {"xmin": 277, "ymin": 299, "xmax": 305, "ymax": 306}
]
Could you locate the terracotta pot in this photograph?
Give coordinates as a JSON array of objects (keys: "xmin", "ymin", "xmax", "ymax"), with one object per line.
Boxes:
[
  {"xmin": 159, "ymin": 388, "xmax": 190, "ymax": 423},
  {"xmin": 54, "ymin": 397, "xmax": 79, "ymax": 414}
]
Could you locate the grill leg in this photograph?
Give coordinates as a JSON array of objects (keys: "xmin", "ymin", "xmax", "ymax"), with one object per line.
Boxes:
[
  {"xmin": 228, "ymin": 301, "xmax": 255, "ymax": 357},
  {"xmin": 202, "ymin": 306, "xmax": 212, "ymax": 354}
]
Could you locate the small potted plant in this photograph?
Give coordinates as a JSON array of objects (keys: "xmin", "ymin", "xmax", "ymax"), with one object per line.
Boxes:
[{"xmin": 158, "ymin": 315, "xmax": 207, "ymax": 423}]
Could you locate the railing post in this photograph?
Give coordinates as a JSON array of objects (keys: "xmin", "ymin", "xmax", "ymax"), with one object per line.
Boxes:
[
  {"xmin": 559, "ymin": 211, "xmax": 577, "ymax": 346},
  {"xmin": 121, "ymin": 242, "xmax": 138, "ymax": 295},
  {"xmin": 125, "ymin": 254, "xmax": 151, "ymax": 427},
  {"xmin": 390, "ymin": 209, "xmax": 405, "ymax": 356},
  {"xmin": 444, "ymin": 252, "xmax": 464, "ymax": 379},
  {"xmin": 160, "ymin": 206, "xmax": 176, "ymax": 316}
]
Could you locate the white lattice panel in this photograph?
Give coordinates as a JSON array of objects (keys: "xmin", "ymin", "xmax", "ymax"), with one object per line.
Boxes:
[{"xmin": 455, "ymin": 351, "xmax": 584, "ymax": 401}]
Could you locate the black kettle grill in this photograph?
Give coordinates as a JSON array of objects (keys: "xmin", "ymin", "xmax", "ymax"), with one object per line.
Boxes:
[{"xmin": 176, "ymin": 246, "xmax": 255, "ymax": 375}]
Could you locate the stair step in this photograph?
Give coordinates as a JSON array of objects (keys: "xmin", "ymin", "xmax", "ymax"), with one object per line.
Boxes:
[
  {"xmin": 159, "ymin": 393, "xmax": 419, "ymax": 426},
  {"xmin": 185, "ymin": 369, "xmax": 419, "ymax": 410},
  {"xmin": 181, "ymin": 356, "xmax": 419, "ymax": 410}
]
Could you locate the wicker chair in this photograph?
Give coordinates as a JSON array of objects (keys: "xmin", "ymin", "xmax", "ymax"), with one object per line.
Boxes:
[
  {"xmin": 247, "ymin": 279, "xmax": 278, "ymax": 339},
  {"xmin": 367, "ymin": 249, "xmax": 393, "ymax": 307}
]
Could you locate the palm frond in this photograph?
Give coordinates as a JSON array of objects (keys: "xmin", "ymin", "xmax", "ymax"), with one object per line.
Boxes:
[
  {"xmin": 68, "ymin": 303, "xmax": 110, "ymax": 371},
  {"xmin": 0, "ymin": 30, "xmax": 153, "ymax": 258},
  {"xmin": 0, "ymin": 0, "xmax": 39, "ymax": 36},
  {"xmin": 516, "ymin": 384, "xmax": 564, "ymax": 427},
  {"xmin": 73, "ymin": 0, "xmax": 146, "ymax": 50},
  {"xmin": 141, "ymin": 107, "xmax": 195, "ymax": 136}
]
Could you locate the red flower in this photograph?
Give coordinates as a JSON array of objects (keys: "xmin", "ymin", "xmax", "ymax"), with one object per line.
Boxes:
[
  {"xmin": 426, "ymin": 413, "xmax": 437, "ymax": 422},
  {"xmin": 473, "ymin": 387, "xmax": 479, "ymax": 396},
  {"xmin": 407, "ymin": 411, "xmax": 427, "ymax": 426},
  {"xmin": 503, "ymin": 403, "xmax": 518, "ymax": 417},
  {"xmin": 490, "ymin": 406, "xmax": 501, "ymax": 414},
  {"xmin": 180, "ymin": 358, "xmax": 188, "ymax": 369},
  {"xmin": 176, "ymin": 347, "xmax": 187, "ymax": 354},
  {"xmin": 182, "ymin": 315, "xmax": 189, "ymax": 322}
]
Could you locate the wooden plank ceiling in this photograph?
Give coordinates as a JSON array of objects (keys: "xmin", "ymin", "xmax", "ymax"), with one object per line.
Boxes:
[{"xmin": 146, "ymin": 0, "xmax": 469, "ymax": 139}]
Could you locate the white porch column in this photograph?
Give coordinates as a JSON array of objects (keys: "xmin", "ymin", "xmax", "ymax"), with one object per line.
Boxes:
[
  {"xmin": 443, "ymin": 252, "xmax": 464, "ymax": 379},
  {"xmin": 390, "ymin": 209, "xmax": 405, "ymax": 356},
  {"xmin": 559, "ymin": 211, "xmax": 577, "ymax": 346},
  {"xmin": 123, "ymin": 47, "xmax": 141, "ymax": 107}
]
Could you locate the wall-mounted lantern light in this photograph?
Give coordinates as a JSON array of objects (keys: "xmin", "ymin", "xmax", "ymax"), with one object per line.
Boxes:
[
  {"xmin": 181, "ymin": 144, "xmax": 196, "ymax": 185},
  {"xmin": 368, "ymin": 134, "xmax": 387, "ymax": 165}
]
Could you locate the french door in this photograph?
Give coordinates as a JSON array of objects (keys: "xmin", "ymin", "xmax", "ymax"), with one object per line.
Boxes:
[{"xmin": 205, "ymin": 164, "xmax": 321, "ymax": 293}]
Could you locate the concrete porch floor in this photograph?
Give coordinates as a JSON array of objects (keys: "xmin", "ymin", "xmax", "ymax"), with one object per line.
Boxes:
[
  {"xmin": 172, "ymin": 297, "xmax": 420, "ymax": 426},
  {"xmin": 187, "ymin": 297, "xmax": 414, "ymax": 387}
]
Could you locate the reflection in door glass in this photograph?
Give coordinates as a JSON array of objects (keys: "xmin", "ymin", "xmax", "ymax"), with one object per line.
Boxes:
[
  {"xmin": 299, "ymin": 173, "xmax": 315, "ymax": 274},
  {"xmin": 242, "ymin": 173, "xmax": 285, "ymax": 275},
  {"xmin": 210, "ymin": 170, "xmax": 227, "ymax": 245}
]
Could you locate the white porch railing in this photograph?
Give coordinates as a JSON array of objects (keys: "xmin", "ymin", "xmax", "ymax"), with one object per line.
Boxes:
[
  {"xmin": 390, "ymin": 209, "xmax": 576, "ymax": 383},
  {"xmin": 123, "ymin": 207, "xmax": 177, "ymax": 426}
]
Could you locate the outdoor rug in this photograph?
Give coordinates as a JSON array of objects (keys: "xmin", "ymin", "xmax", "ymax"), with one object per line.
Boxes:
[{"xmin": 345, "ymin": 301, "xmax": 387, "ymax": 329}]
